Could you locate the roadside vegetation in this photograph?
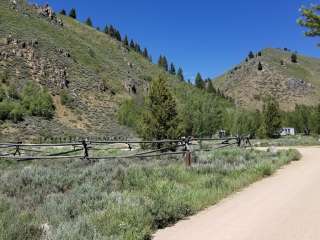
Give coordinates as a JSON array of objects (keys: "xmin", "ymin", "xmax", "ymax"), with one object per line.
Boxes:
[{"xmin": 0, "ymin": 148, "xmax": 300, "ymax": 240}]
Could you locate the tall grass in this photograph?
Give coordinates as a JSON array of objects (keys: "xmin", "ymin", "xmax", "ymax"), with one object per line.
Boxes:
[{"xmin": 0, "ymin": 148, "xmax": 300, "ymax": 240}]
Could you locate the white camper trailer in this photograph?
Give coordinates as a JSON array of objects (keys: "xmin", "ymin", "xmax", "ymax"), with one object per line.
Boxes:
[{"xmin": 281, "ymin": 128, "xmax": 295, "ymax": 136}]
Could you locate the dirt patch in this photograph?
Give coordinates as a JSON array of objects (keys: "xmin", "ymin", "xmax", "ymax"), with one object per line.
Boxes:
[{"xmin": 53, "ymin": 95, "xmax": 90, "ymax": 130}]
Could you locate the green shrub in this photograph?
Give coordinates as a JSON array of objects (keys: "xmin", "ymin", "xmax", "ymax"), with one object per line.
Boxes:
[
  {"xmin": 117, "ymin": 99, "xmax": 142, "ymax": 128},
  {"xmin": 0, "ymin": 199, "xmax": 42, "ymax": 240},
  {"xmin": 9, "ymin": 103, "xmax": 24, "ymax": 122},
  {"xmin": 60, "ymin": 90, "xmax": 74, "ymax": 106},
  {"xmin": 0, "ymin": 101, "xmax": 12, "ymax": 120},
  {"xmin": 22, "ymin": 82, "xmax": 55, "ymax": 119}
]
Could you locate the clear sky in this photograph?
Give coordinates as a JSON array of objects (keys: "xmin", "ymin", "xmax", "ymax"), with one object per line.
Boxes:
[{"xmin": 32, "ymin": 0, "xmax": 320, "ymax": 80}]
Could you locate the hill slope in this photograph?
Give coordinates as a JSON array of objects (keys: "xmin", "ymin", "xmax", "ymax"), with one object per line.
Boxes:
[
  {"xmin": 0, "ymin": 0, "xmax": 232, "ymax": 141},
  {"xmin": 213, "ymin": 48, "xmax": 320, "ymax": 110}
]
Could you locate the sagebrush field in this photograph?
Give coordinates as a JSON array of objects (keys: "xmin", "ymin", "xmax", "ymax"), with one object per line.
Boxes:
[{"xmin": 0, "ymin": 148, "xmax": 300, "ymax": 240}]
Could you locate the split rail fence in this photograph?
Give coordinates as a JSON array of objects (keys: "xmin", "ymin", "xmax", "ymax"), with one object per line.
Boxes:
[{"xmin": 0, "ymin": 136, "xmax": 252, "ymax": 167}]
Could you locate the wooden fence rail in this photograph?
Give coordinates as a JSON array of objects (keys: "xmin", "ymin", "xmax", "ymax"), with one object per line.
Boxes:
[{"xmin": 0, "ymin": 136, "xmax": 252, "ymax": 166}]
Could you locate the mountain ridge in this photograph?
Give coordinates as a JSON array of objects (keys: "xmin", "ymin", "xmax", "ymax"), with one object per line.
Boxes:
[{"xmin": 213, "ymin": 48, "xmax": 320, "ymax": 110}]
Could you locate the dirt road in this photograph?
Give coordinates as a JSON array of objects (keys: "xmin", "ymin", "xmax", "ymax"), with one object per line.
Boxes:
[{"xmin": 153, "ymin": 147, "xmax": 320, "ymax": 240}]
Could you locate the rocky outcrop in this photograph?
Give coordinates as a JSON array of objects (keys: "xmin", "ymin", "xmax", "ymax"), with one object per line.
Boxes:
[{"xmin": 0, "ymin": 35, "xmax": 70, "ymax": 92}]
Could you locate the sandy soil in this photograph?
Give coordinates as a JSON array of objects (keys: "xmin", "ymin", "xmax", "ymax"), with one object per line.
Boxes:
[{"xmin": 153, "ymin": 147, "xmax": 320, "ymax": 240}]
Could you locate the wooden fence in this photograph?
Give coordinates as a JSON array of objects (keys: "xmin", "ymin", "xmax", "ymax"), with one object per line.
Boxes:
[{"xmin": 0, "ymin": 136, "xmax": 252, "ymax": 167}]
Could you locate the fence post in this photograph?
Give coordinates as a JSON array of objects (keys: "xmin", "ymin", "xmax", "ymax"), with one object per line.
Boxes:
[
  {"xmin": 184, "ymin": 138, "xmax": 192, "ymax": 167},
  {"xmin": 82, "ymin": 140, "xmax": 89, "ymax": 161}
]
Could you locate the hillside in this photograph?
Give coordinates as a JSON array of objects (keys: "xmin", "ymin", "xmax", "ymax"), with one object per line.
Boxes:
[
  {"xmin": 213, "ymin": 48, "xmax": 320, "ymax": 110},
  {"xmin": 0, "ymin": 0, "xmax": 231, "ymax": 141}
]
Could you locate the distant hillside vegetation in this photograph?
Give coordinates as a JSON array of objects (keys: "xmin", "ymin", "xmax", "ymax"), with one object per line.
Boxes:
[
  {"xmin": 0, "ymin": 0, "xmax": 232, "ymax": 141},
  {"xmin": 213, "ymin": 48, "xmax": 320, "ymax": 110}
]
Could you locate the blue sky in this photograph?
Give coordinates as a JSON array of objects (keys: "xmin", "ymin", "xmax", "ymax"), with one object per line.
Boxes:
[{"xmin": 33, "ymin": 0, "xmax": 319, "ymax": 80}]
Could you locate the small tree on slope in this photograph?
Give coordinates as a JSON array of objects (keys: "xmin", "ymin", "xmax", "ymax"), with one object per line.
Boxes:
[{"xmin": 139, "ymin": 75, "xmax": 181, "ymax": 143}]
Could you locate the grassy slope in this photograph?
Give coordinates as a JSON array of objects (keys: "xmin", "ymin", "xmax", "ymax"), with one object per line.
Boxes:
[
  {"xmin": 0, "ymin": 148, "xmax": 300, "ymax": 240},
  {"xmin": 213, "ymin": 48, "xmax": 320, "ymax": 110},
  {"xmin": 0, "ymin": 0, "xmax": 229, "ymax": 141}
]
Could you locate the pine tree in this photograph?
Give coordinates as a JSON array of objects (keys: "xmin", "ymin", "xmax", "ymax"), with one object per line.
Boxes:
[
  {"xmin": 262, "ymin": 97, "xmax": 282, "ymax": 138},
  {"xmin": 115, "ymin": 30, "xmax": 122, "ymax": 41},
  {"xmin": 248, "ymin": 51, "xmax": 255, "ymax": 59},
  {"xmin": 258, "ymin": 62, "xmax": 263, "ymax": 71},
  {"xmin": 177, "ymin": 67, "xmax": 184, "ymax": 81},
  {"xmin": 162, "ymin": 56, "xmax": 168, "ymax": 71},
  {"xmin": 60, "ymin": 9, "xmax": 66, "ymax": 15},
  {"xmin": 169, "ymin": 63, "xmax": 176, "ymax": 74},
  {"xmin": 298, "ymin": 5, "xmax": 320, "ymax": 40},
  {"xmin": 134, "ymin": 43, "xmax": 141, "ymax": 53},
  {"xmin": 207, "ymin": 80, "xmax": 216, "ymax": 94},
  {"xmin": 85, "ymin": 17, "xmax": 93, "ymax": 27},
  {"xmin": 291, "ymin": 53, "xmax": 298, "ymax": 63},
  {"xmin": 104, "ymin": 24, "xmax": 109, "ymax": 34},
  {"xmin": 139, "ymin": 75, "xmax": 181, "ymax": 143},
  {"xmin": 108, "ymin": 25, "xmax": 115, "ymax": 37},
  {"xmin": 257, "ymin": 51, "xmax": 262, "ymax": 56},
  {"xmin": 158, "ymin": 55, "xmax": 168, "ymax": 71},
  {"xmin": 130, "ymin": 40, "xmax": 135, "ymax": 49},
  {"xmin": 123, "ymin": 35, "xmax": 129, "ymax": 46},
  {"xmin": 195, "ymin": 73, "xmax": 205, "ymax": 89},
  {"xmin": 143, "ymin": 48, "xmax": 149, "ymax": 59},
  {"xmin": 69, "ymin": 8, "xmax": 77, "ymax": 19}
]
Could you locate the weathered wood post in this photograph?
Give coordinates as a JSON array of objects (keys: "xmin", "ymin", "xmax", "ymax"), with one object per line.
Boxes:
[
  {"xmin": 184, "ymin": 137, "xmax": 192, "ymax": 167},
  {"xmin": 82, "ymin": 139, "xmax": 89, "ymax": 161}
]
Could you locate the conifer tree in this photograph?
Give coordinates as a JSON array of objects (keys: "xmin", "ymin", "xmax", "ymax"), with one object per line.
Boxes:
[
  {"xmin": 85, "ymin": 17, "xmax": 93, "ymax": 27},
  {"xmin": 298, "ymin": 5, "xmax": 320, "ymax": 41},
  {"xmin": 60, "ymin": 9, "xmax": 66, "ymax": 15},
  {"xmin": 262, "ymin": 97, "xmax": 282, "ymax": 138},
  {"xmin": 291, "ymin": 53, "xmax": 298, "ymax": 63},
  {"xmin": 69, "ymin": 8, "xmax": 77, "ymax": 19},
  {"xmin": 177, "ymin": 67, "xmax": 184, "ymax": 81},
  {"xmin": 130, "ymin": 40, "xmax": 135, "ymax": 49},
  {"xmin": 207, "ymin": 80, "xmax": 216, "ymax": 94},
  {"xmin": 123, "ymin": 35, "xmax": 129, "ymax": 46},
  {"xmin": 162, "ymin": 56, "xmax": 168, "ymax": 71},
  {"xmin": 139, "ymin": 75, "xmax": 181, "ymax": 142},
  {"xmin": 104, "ymin": 24, "xmax": 109, "ymax": 34},
  {"xmin": 143, "ymin": 48, "xmax": 149, "ymax": 59},
  {"xmin": 108, "ymin": 25, "xmax": 115, "ymax": 37},
  {"xmin": 115, "ymin": 30, "xmax": 122, "ymax": 41},
  {"xmin": 248, "ymin": 51, "xmax": 255, "ymax": 59},
  {"xmin": 169, "ymin": 63, "xmax": 176, "ymax": 74},
  {"xmin": 134, "ymin": 43, "xmax": 141, "ymax": 53},
  {"xmin": 195, "ymin": 73, "xmax": 205, "ymax": 89}
]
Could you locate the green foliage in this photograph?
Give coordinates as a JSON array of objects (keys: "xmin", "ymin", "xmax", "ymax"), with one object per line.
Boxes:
[
  {"xmin": 177, "ymin": 67, "xmax": 184, "ymax": 81},
  {"xmin": 85, "ymin": 17, "xmax": 93, "ymax": 27},
  {"xmin": 139, "ymin": 75, "xmax": 181, "ymax": 141},
  {"xmin": 69, "ymin": 8, "xmax": 77, "ymax": 19},
  {"xmin": 291, "ymin": 53, "xmax": 298, "ymax": 63},
  {"xmin": 195, "ymin": 72, "xmax": 205, "ymax": 89},
  {"xmin": 262, "ymin": 97, "xmax": 282, "ymax": 138},
  {"xmin": 207, "ymin": 80, "xmax": 216, "ymax": 94},
  {"xmin": 248, "ymin": 51, "xmax": 255, "ymax": 59},
  {"xmin": 0, "ymin": 148, "xmax": 299, "ymax": 240},
  {"xmin": 60, "ymin": 90, "xmax": 73, "ymax": 106},
  {"xmin": 117, "ymin": 99, "xmax": 142, "ymax": 128},
  {"xmin": 59, "ymin": 9, "xmax": 66, "ymax": 15},
  {"xmin": 169, "ymin": 63, "xmax": 176, "ymax": 74},
  {"xmin": 158, "ymin": 55, "xmax": 168, "ymax": 71},
  {"xmin": 22, "ymin": 82, "xmax": 55, "ymax": 119},
  {"xmin": 298, "ymin": 5, "xmax": 320, "ymax": 39}
]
